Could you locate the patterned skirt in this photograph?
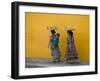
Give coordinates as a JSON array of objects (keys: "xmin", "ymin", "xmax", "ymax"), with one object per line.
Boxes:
[
  {"xmin": 66, "ymin": 43, "xmax": 79, "ymax": 64},
  {"xmin": 50, "ymin": 46, "xmax": 60, "ymax": 61}
]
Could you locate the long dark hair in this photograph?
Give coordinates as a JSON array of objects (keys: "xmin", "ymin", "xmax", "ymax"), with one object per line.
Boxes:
[
  {"xmin": 67, "ymin": 31, "xmax": 73, "ymax": 38},
  {"xmin": 51, "ymin": 30, "xmax": 56, "ymax": 35}
]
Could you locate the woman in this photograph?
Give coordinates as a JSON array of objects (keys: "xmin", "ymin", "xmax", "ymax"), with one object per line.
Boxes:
[
  {"xmin": 48, "ymin": 29, "xmax": 60, "ymax": 62},
  {"xmin": 65, "ymin": 26, "xmax": 79, "ymax": 64}
]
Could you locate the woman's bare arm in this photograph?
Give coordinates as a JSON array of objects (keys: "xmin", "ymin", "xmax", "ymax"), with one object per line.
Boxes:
[{"xmin": 48, "ymin": 36, "xmax": 51, "ymax": 48}]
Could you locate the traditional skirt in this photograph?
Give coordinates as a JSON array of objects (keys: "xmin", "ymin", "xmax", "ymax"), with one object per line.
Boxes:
[
  {"xmin": 65, "ymin": 36, "xmax": 79, "ymax": 64},
  {"xmin": 50, "ymin": 47, "xmax": 60, "ymax": 61}
]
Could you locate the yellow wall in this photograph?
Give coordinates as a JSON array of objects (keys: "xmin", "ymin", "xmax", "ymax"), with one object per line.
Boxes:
[{"xmin": 25, "ymin": 12, "xmax": 89, "ymax": 62}]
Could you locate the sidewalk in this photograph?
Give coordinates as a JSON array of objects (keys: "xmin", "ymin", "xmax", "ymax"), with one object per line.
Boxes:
[{"xmin": 25, "ymin": 58, "xmax": 89, "ymax": 68}]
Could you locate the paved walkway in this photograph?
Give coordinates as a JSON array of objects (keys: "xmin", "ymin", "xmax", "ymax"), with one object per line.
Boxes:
[{"xmin": 25, "ymin": 58, "xmax": 89, "ymax": 68}]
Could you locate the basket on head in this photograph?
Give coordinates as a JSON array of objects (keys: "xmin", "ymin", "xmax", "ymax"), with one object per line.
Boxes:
[
  {"xmin": 47, "ymin": 25, "xmax": 57, "ymax": 31},
  {"xmin": 64, "ymin": 26, "xmax": 75, "ymax": 31}
]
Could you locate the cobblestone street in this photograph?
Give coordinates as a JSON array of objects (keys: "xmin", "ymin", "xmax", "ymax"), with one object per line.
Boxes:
[{"xmin": 26, "ymin": 58, "xmax": 89, "ymax": 68}]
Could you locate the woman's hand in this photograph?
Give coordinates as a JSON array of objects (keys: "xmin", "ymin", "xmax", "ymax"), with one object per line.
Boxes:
[
  {"xmin": 48, "ymin": 45, "xmax": 49, "ymax": 48},
  {"xmin": 48, "ymin": 42, "xmax": 50, "ymax": 48}
]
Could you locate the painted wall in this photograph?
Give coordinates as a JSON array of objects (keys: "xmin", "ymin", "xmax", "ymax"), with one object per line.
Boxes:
[{"xmin": 25, "ymin": 12, "xmax": 89, "ymax": 62}]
